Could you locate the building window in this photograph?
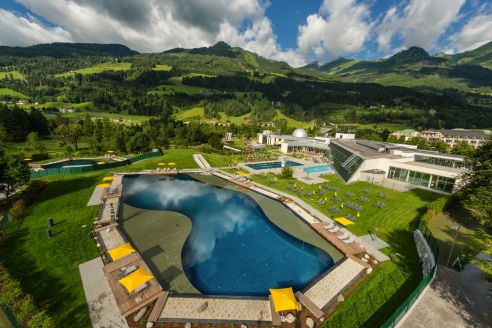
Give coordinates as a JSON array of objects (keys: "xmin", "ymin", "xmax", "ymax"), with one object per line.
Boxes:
[{"xmin": 389, "ymin": 167, "xmax": 456, "ymax": 193}]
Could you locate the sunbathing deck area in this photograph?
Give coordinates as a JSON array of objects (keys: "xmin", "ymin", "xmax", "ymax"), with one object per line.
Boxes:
[
  {"xmin": 102, "ymin": 253, "xmax": 163, "ymax": 317},
  {"xmin": 159, "ymin": 296, "xmax": 273, "ymax": 324},
  {"xmin": 311, "ymin": 222, "xmax": 365, "ymax": 254},
  {"xmin": 98, "ymin": 199, "xmax": 120, "ymax": 225},
  {"xmin": 97, "ymin": 224, "xmax": 126, "ymax": 252},
  {"xmin": 303, "ymin": 258, "xmax": 366, "ymax": 311}
]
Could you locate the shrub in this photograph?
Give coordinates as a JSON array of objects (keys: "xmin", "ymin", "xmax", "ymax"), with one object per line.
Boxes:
[
  {"xmin": 27, "ymin": 311, "xmax": 55, "ymax": 328},
  {"xmin": 279, "ymin": 166, "xmax": 293, "ymax": 179},
  {"xmin": 9, "ymin": 199, "xmax": 27, "ymax": 221}
]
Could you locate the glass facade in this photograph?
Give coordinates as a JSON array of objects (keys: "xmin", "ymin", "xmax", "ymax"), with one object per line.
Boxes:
[
  {"xmin": 414, "ymin": 155, "xmax": 466, "ymax": 168},
  {"xmin": 388, "ymin": 166, "xmax": 455, "ymax": 193},
  {"xmin": 329, "ymin": 143, "xmax": 364, "ymax": 182}
]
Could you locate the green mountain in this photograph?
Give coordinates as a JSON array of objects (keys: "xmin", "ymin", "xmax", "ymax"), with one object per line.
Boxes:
[
  {"xmin": 0, "ymin": 43, "xmax": 139, "ymax": 58},
  {"xmin": 446, "ymin": 41, "xmax": 492, "ymax": 68}
]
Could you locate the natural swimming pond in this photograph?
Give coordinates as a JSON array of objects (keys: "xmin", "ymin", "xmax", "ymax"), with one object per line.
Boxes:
[
  {"xmin": 121, "ymin": 174, "xmax": 335, "ymax": 296},
  {"xmin": 244, "ymin": 160, "xmax": 303, "ymax": 170}
]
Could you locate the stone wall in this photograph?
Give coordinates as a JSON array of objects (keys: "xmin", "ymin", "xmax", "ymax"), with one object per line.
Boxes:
[{"xmin": 413, "ymin": 230, "xmax": 436, "ymax": 277}]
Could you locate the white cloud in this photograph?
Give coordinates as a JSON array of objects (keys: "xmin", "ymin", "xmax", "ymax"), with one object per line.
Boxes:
[
  {"xmin": 376, "ymin": 0, "xmax": 466, "ymax": 52},
  {"xmin": 297, "ymin": 0, "xmax": 373, "ymax": 61},
  {"xmin": 0, "ymin": 9, "xmax": 72, "ymax": 46},
  {"xmin": 447, "ymin": 14, "xmax": 492, "ymax": 52}
]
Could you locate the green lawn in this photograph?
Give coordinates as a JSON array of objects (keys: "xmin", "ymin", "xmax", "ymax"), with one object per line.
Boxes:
[
  {"xmin": 357, "ymin": 123, "xmax": 413, "ymax": 131},
  {"xmin": 55, "ymin": 62, "xmax": 131, "ymax": 77},
  {"xmin": 153, "ymin": 65, "xmax": 172, "ymax": 71},
  {"xmin": 0, "ymin": 71, "xmax": 24, "ymax": 79},
  {"xmin": 0, "ymin": 88, "xmax": 29, "ymax": 98},
  {"xmin": 0, "ymin": 172, "xmax": 103, "ymax": 327}
]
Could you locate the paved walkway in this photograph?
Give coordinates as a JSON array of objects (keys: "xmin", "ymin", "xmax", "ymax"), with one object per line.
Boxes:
[
  {"xmin": 160, "ymin": 297, "xmax": 272, "ymax": 323},
  {"xmin": 359, "ymin": 234, "xmax": 391, "ymax": 249},
  {"xmin": 79, "ymin": 257, "xmax": 129, "ymax": 328},
  {"xmin": 304, "ymin": 258, "xmax": 365, "ymax": 311},
  {"xmin": 87, "ymin": 186, "xmax": 103, "ymax": 206},
  {"xmin": 400, "ymin": 263, "xmax": 492, "ymax": 328}
]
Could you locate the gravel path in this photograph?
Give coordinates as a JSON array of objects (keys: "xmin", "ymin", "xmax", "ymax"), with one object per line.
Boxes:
[{"xmin": 401, "ymin": 263, "xmax": 492, "ymax": 328}]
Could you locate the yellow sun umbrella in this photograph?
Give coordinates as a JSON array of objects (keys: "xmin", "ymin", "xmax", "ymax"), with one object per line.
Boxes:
[
  {"xmin": 301, "ymin": 186, "xmax": 304, "ymax": 190},
  {"xmin": 318, "ymin": 185, "xmax": 321, "ymax": 189},
  {"xmin": 103, "ymin": 176, "xmax": 114, "ymax": 181},
  {"xmin": 158, "ymin": 163, "xmax": 166, "ymax": 166},
  {"xmin": 97, "ymin": 183, "xmax": 111, "ymax": 188},
  {"xmin": 107, "ymin": 150, "xmax": 115, "ymax": 153},
  {"xmin": 97, "ymin": 161, "xmax": 106, "ymax": 164},
  {"xmin": 334, "ymin": 191, "xmax": 337, "ymax": 196},
  {"xmin": 294, "ymin": 183, "xmax": 296, "ymax": 187},
  {"xmin": 23, "ymin": 158, "xmax": 32, "ymax": 161},
  {"xmin": 118, "ymin": 267, "xmax": 154, "ymax": 293},
  {"xmin": 108, "ymin": 242, "xmax": 136, "ymax": 261},
  {"xmin": 325, "ymin": 197, "xmax": 327, "ymax": 201},
  {"xmin": 269, "ymin": 288, "xmax": 299, "ymax": 312},
  {"xmin": 168, "ymin": 162, "xmax": 176, "ymax": 166},
  {"xmin": 357, "ymin": 212, "xmax": 360, "ymax": 217},
  {"xmin": 340, "ymin": 203, "xmax": 344, "ymax": 208},
  {"xmin": 313, "ymin": 190, "xmax": 316, "ymax": 195},
  {"xmin": 335, "ymin": 217, "xmax": 354, "ymax": 226}
]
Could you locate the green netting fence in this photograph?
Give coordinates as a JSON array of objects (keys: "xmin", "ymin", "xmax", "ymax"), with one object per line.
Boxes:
[
  {"xmin": 0, "ymin": 207, "xmax": 11, "ymax": 231},
  {"xmin": 380, "ymin": 221, "xmax": 439, "ymax": 328},
  {"xmin": 0, "ymin": 303, "xmax": 22, "ymax": 328},
  {"xmin": 30, "ymin": 150, "xmax": 162, "ymax": 179}
]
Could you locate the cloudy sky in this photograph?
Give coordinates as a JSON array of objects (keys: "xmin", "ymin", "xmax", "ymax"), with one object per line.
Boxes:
[{"xmin": 1, "ymin": 0, "xmax": 492, "ymax": 67}]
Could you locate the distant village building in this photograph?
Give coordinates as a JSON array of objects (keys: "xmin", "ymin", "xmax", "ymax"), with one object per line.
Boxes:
[
  {"xmin": 271, "ymin": 101, "xmax": 281, "ymax": 107},
  {"xmin": 113, "ymin": 118, "xmax": 122, "ymax": 122},
  {"xmin": 68, "ymin": 71, "xmax": 76, "ymax": 74},
  {"xmin": 319, "ymin": 127, "xmax": 334, "ymax": 137},
  {"xmin": 59, "ymin": 107, "xmax": 75, "ymax": 113},
  {"xmin": 380, "ymin": 105, "xmax": 385, "ymax": 108},
  {"xmin": 418, "ymin": 129, "xmax": 488, "ymax": 148},
  {"xmin": 429, "ymin": 108, "xmax": 437, "ymax": 116},
  {"xmin": 390, "ymin": 129, "xmax": 419, "ymax": 141},
  {"xmin": 369, "ymin": 106, "xmax": 377, "ymax": 109},
  {"xmin": 17, "ymin": 100, "xmax": 29, "ymax": 104}
]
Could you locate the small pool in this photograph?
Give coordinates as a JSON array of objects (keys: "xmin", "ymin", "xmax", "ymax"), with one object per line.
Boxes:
[
  {"xmin": 304, "ymin": 165, "xmax": 331, "ymax": 173},
  {"xmin": 42, "ymin": 159, "xmax": 101, "ymax": 169},
  {"xmin": 122, "ymin": 174, "xmax": 334, "ymax": 296},
  {"xmin": 244, "ymin": 160, "xmax": 303, "ymax": 170}
]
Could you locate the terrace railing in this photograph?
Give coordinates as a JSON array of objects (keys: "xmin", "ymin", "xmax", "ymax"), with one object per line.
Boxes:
[
  {"xmin": 380, "ymin": 221, "xmax": 439, "ymax": 328},
  {"xmin": 0, "ymin": 303, "xmax": 22, "ymax": 328}
]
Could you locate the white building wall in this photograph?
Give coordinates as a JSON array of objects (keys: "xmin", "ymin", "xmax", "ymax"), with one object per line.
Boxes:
[
  {"xmin": 281, "ymin": 143, "xmax": 288, "ymax": 153},
  {"xmin": 335, "ymin": 133, "xmax": 356, "ymax": 139}
]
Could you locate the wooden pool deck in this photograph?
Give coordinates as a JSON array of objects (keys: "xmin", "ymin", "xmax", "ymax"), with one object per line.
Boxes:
[
  {"xmin": 102, "ymin": 253, "xmax": 162, "ymax": 317},
  {"xmin": 311, "ymin": 222, "xmax": 365, "ymax": 255}
]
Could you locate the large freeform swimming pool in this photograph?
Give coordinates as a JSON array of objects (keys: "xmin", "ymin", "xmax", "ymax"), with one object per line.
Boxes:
[
  {"xmin": 244, "ymin": 160, "xmax": 303, "ymax": 170},
  {"xmin": 122, "ymin": 174, "xmax": 334, "ymax": 296}
]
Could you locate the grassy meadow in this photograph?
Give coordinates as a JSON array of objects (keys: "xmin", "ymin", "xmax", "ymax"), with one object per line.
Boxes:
[
  {"xmin": 0, "ymin": 71, "xmax": 24, "ymax": 79},
  {"xmin": 0, "ymin": 88, "xmax": 29, "ymax": 98},
  {"xmin": 55, "ymin": 62, "xmax": 132, "ymax": 77}
]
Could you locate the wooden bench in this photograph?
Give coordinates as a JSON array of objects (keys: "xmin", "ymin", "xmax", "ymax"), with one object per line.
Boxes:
[
  {"xmin": 269, "ymin": 295, "xmax": 281, "ymax": 325},
  {"xmin": 295, "ymin": 291, "xmax": 324, "ymax": 318}
]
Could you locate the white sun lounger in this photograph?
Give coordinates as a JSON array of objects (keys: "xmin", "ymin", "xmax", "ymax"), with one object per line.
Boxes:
[
  {"xmin": 337, "ymin": 231, "xmax": 350, "ymax": 240},
  {"xmin": 328, "ymin": 226, "xmax": 340, "ymax": 233},
  {"xmin": 343, "ymin": 236, "xmax": 355, "ymax": 244},
  {"xmin": 323, "ymin": 222, "xmax": 334, "ymax": 230}
]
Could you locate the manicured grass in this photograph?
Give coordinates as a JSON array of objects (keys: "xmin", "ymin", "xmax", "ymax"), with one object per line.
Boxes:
[
  {"xmin": 427, "ymin": 207, "xmax": 488, "ymax": 266},
  {"xmin": 0, "ymin": 71, "xmax": 24, "ymax": 79},
  {"xmin": 0, "ymin": 88, "xmax": 29, "ymax": 98},
  {"xmin": 55, "ymin": 62, "xmax": 131, "ymax": 77},
  {"xmin": 153, "ymin": 65, "xmax": 172, "ymax": 71},
  {"xmin": 0, "ymin": 172, "xmax": 104, "ymax": 327},
  {"xmin": 247, "ymin": 173, "xmax": 432, "ymax": 326},
  {"xmin": 357, "ymin": 123, "xmax": 413, "ymax": 131}
]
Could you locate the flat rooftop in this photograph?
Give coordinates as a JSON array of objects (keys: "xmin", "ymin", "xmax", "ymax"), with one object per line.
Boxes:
[
  {"xmin": 331, "ymin": 140, "xmax": 401, "ymax": 159},
  {"xmin": 395, "ymin": 161, "xmax": 463, "ymax": 174}
]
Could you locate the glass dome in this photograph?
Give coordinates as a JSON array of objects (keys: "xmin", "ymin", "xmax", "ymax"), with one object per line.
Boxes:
[{"xmin": 292, "ymin": 128, "xmax": 308, "ymax": 138}]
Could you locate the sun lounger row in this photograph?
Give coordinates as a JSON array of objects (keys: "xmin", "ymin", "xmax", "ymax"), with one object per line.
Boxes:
[
  {"xmin": 331, "ymin": 196, "xmax": 342, "ymax": 202},
  {"xmin": 345, "ymin": 201, "xmax": 363, "ymax": 211},
  {"xmin": 256, "ymin": 174, "xmax": 267, "ymax": 179},
  {"xmin": 323, "ymin": 184, "xmax": 339, "ymax": 191},
  {"xmin": 357, "ymin": 196, "xmax": 369, "ymax": 202},
  {"xmin": 345, "ymin": 214, "xmax": 357, "ymax": 221},
  {"xmin": 344, "ymin": 192, "xmax": 354, "ymax": 197},
  {"xmin": 268, "ymin": 179, "xmax": 276, "ymax": 184},
  {"xmin": 286, "ymin": 185, "xmax": 294, "ymax": 190},
  {"xmin": 315, "ymin": 199, "xmax": 326, "ymax": 205},
  {"xmin": 361, "ymin": 188, "xmax": 372, "ymax": 194},
  {"xmin": 304, "ymin": 191, "xmax": 313, "ymax": 197},
  {"xmin": 328, "ymin": 206, "xmax": 341, "ymax": 213},
  {"xmin": 377, "ymin": 192, "xmax": 389, "ymax": 199},
  {"xmin": 316, "ymin": 189, "xmax": 325, "ymax": 195},
  {"xmin": 374, "ymin": 201, "xmax": 386, "ymax": 208}
]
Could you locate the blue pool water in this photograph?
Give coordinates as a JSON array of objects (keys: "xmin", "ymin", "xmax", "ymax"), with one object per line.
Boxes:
[
  {"xmin": 304, "ymin": 165, "xmax": 331, "ymax": 173},
  {"xmin": 42, "ymin": 159, "xmax": 100, "ymax": 169},
  {"xmin": 122, "ymin": 174, "xmax": 334, "ymax": 296},
  {"xmin": 245, "ymin": 160, "xmax": 303, "ymax": 170}
]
